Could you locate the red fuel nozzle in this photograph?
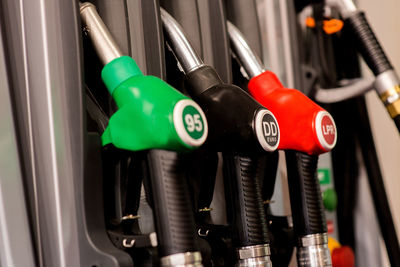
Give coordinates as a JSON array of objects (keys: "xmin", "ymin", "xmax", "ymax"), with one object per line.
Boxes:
[{"xmin": 248, "ymin": 71, "xmax": 337, "ymax": 155}]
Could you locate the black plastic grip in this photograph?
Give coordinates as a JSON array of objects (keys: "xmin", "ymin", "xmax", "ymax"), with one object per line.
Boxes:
[
  {"xmin": 223, "ymin": 152, "xmax": 270, "ymax": 247},
  {"xmin": 185, "ymin": 66, "xmax": 265, "ymax": 152},
  {"xmin": 346, "ymin": 12, "xmax": 393, "ymax": 76},
  {"xmin": 285, "ymin": 151, "xmax": 327, "ymax": 236},
  {"xmin": 185, "ymin": 65, "xmax": 223, "ymax": 96},
  {"xmin": 145, "ymin": 149, "xmax": 198, "ymax": 257}
]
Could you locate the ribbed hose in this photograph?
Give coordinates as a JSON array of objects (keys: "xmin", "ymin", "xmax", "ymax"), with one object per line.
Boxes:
[
  {"xmin": 356, "ymin": 98, "xmax": 400, "ymax": 267},
  {"xmin": 346, "ymin": 12, "xmax": 400, "ymax": 134},
  {"xmin": 286, "ymin": 151, "xmax": 327, "ymax": 236},
  {"xmin": 394, "ymin": 115, "xmax": 400, "ymax": 133},
  {"xmin": 146, "ymin": 150, "xmax": 198, "ymax": 257},
  {"xmin": 345, "ymin": 12, "xmax": 393, "ymax": 76},
  {"xmin": 224, "ymin": 153, "xmax": 270, "ymax": 247}
]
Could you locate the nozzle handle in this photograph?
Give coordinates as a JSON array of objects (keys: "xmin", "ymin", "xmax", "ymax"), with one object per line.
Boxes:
[
  {"xmin": 223, "ymin": 152, "xmax": 270, "ymax": 247},
  {"xmin": 146, "ymin": 150, "xmax": 199, "ymax": 256},
  {"xmin": 285, "ymin": 151, "xmax": 327, "ymax": 237}
]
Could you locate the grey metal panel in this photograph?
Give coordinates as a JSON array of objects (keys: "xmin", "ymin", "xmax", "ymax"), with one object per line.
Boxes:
[
  {"xmin": 1, "ymin": 0, "xmax": 134, "ymax": 266},
  {"xmin": 95, "ymin": 0, "xmax": 131, "ymax": 56},
  {"xmin": 0, "ymin": 2, "xmax": 41, "ymax": 258},
  {"xmin": 160, "ymin": 0, "xmax": 231, "ymax": 82},
  {"xmin": 272, "ymin": 0, "xmax": 303, "ymax": 88},
  {"xmin": 257, "ymin": 0, "xmax": 302, "ymax": 88},
  {"xmin": 1, "ymin": 0, "xmax": 106, "ymax": 266},
  {"xmin": 21, "ymin": 1, "xmax": 133, "ymax": 266},
  {"xmin": 96, "ymin": 0, "xmax": 166, "ymax": 77},
  {"xmin": 197, "ymin": 0, "xmax": 232, "ymax": 83},
  {"xmin": 16, "ymin": 0, "xmax": 83, "ymax": 265},
  {"xmin": 126, "ymin": 0, "xmax": 167, "ymax": 77},
  {"xmin": 284, "ymin": 0, "xmax": 304, "ymax": 89},
  {"xmin": 225, "ymin": 0, "xmax": 264, "ymax": 59},
  {"xmin": 0, "ymin": 20, "xmax": 37, "ymax": 267},
  {"xmin": 160, "ymin": 0, "xmax": 204, "ymax": 60}
]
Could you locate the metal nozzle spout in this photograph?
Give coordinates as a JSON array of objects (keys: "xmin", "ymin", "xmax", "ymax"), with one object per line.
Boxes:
[
  {"xmin": 160, "ymin": 8, "xmax": 204, "ymax": 74},
  {"xmin": 227, "ymin": 21, "xmax": 265, "ymax": 78},
  {"xmin": 79, "ymin": 2, "xmax": 123, "ymax": 65}
]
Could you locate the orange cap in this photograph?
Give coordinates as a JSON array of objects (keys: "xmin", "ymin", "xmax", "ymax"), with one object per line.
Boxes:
[{"xmin": 305, "ymin": 17, "xmax": 344, "ymax": 34}]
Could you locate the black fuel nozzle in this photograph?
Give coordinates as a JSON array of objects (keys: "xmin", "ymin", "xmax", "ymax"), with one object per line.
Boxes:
[{"xmin": 160, "ymin": 8, "xmax": 280, "ymax": 154}]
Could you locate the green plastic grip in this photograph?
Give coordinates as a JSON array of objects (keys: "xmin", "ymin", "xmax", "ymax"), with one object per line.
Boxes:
[
  {"xmin": 100, "ymin": 56, "xmax": 208, "ymax": 151},
  {"xmin": 102, "ymin": 56, "xmax": 143, "ymax": 95}
]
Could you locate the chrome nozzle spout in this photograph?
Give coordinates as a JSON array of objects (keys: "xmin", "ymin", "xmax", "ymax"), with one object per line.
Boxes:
[
  {"xmin": 227, "ymin": 21, "xmax": 265, "ymax": 78},
  {"xmin": 79, "ymin": 2, "xmax": 123, "ymax": 65},
  {"xmin": 160, "ymin": 8, "xmax": 204, "ymax": 74}
]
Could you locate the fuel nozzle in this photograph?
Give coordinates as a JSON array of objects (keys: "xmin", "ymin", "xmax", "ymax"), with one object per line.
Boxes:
[
  {"xmin": 79, "ymin": 2, "xmax": 208, "ymax": 151},
  {"xmin": 228, "ymin": 20, "xmax": 335, "ymax": 267},
  {"xmin": 326, "ymin": 0, "xmax": 400, "ymax": 133},
  {"xmin": 227, "ymin": 21, "xmax": 337, "ymax": 155},
  {"xmin": 80, "ymin": 3, "xmax": 206, "ymax": 266},
  {"xmin": 160, "ymin": 8, "xmax": 279, "ymax": 153}
]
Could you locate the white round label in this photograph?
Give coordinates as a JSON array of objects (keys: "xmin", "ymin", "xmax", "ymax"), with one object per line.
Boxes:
[
  {"xmin": 255, "ymin": 109, "xmax": 280, "ymax": 152},
  {"xmin": 173, "ymin": 99, "xmax": 208, "ymax": 147},
  {"xmin": 315, "ymin": 111, "xmax": 337, "ymax": 151}
]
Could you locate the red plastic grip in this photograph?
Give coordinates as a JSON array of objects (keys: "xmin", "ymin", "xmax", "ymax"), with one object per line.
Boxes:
[{"xmin": 248, "ymin": 71, "xmax": 337, "ymax": 155}]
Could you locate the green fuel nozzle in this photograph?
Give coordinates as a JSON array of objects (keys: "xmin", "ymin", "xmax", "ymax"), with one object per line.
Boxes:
[
  {"xmin": 99, "ymin": 56, "xmax": 208, "ymax": 151},
  {"xmin": 79, "ymin": 2, "xmax": 208, "ymax": 151}
]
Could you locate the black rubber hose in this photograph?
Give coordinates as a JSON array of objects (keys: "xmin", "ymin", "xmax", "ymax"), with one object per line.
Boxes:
[
  {"xmin": 355, "ymin": 98, "xmax": 400, "ymax": 267},
  {"xmin": 393, "ymin": 115, "xmax": 400, "ymax": 133},
  {"xmin": 145, "ymin": 149, "xmax": 198, "ymax": 257},
  {"xmin": 223, "ymin": 152, "xmax": 270, "ymax": 247},
  {"xmin": 345, "ymin": 12, "xmax": 393, "ymax": 76},
  {"xmin": 285, "ymin": 151, "xmax": 327, "ymax": 236}
]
